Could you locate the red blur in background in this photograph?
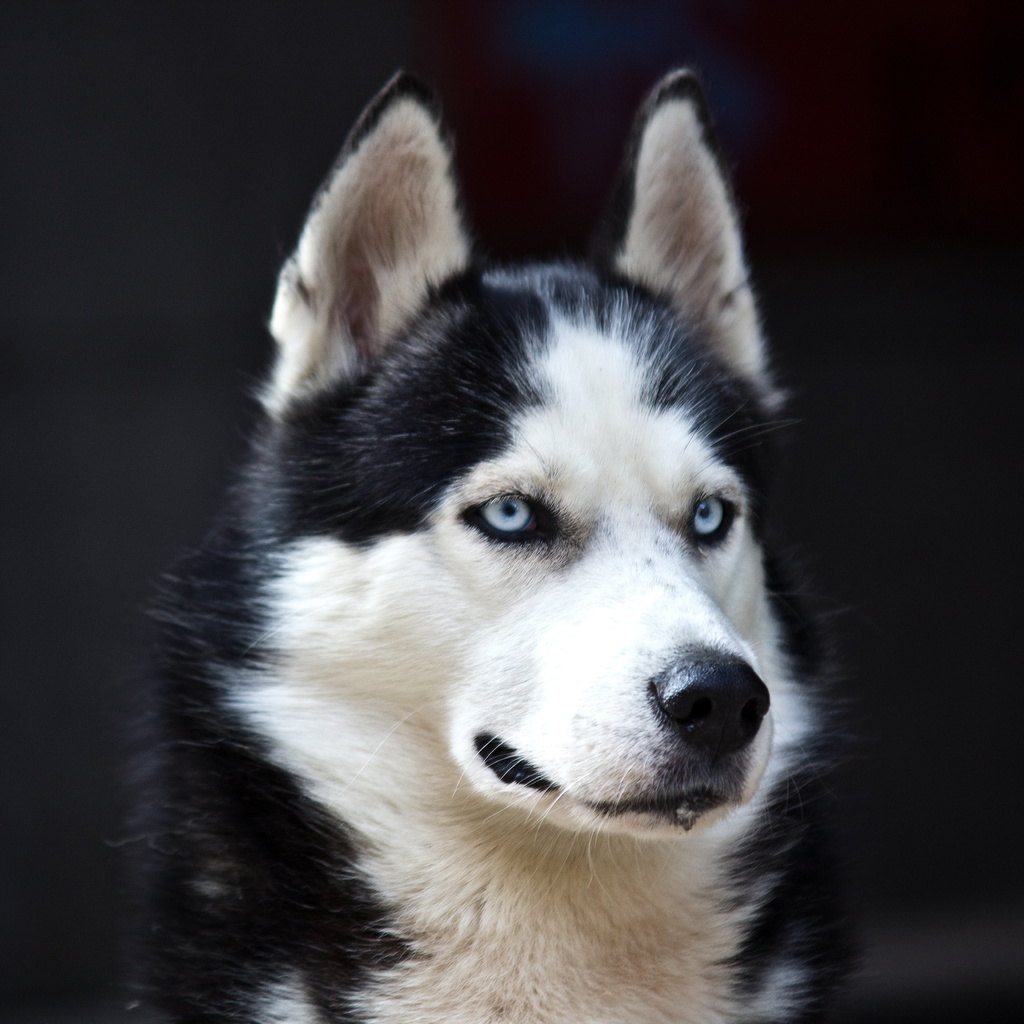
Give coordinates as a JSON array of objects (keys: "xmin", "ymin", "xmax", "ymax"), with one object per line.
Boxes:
[{"xmin": 424, "ymin": 0, "xmax": 1024, "ymax": 255}]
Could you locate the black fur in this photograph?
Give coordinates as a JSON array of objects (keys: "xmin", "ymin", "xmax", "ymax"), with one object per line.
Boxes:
[
  {"xmin": 264, "ymin": 272, "xmax": 547, "ymax": 545},
  {"xmin": 724, "ymin": 761, "xmax": 852, "ymax": 1023},
  {"xmin": 726, "ymin": 563, "xmax": 853, "ymax": 1023},
  {"xmin": 135, "ymin": 534, "xmax": 409, "ymax": 1022}
]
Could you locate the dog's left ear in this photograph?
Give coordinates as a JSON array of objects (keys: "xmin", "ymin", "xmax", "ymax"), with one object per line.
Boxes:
[
  {"xmin": 594, "ymin": 71, "xmax": 771, "ymax": 391},
  {"xmin": 264, "ymin": 72, "xmax": 470, "ymax": 415}
]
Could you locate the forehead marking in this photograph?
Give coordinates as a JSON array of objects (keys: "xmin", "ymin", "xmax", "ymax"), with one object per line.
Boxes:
[{"xmin": 502, "ymin": 315, "xmax": 731, "ymax": 507}]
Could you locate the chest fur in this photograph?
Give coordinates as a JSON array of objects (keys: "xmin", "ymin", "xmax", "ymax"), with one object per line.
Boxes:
[{"xmin": 348, "ymin": 830, "xmax": 755, "ymax": 1024}]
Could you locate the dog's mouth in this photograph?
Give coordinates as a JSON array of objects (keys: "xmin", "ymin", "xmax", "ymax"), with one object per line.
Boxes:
[
  {"xmin": 474, "ymin": 733, "xmax": 558, "ymax": 791},
  {"xmin": 586, "ymin": 787, "xmax": 731, "ymax": 831},
  {"xmin": 474, "ymin": 733, "xmax": 733, "ymax": 829}
]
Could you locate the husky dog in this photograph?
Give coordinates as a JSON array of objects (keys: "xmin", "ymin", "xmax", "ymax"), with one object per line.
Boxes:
[{"xmin": 138, "ymin": 71, "xmax": 850, "ymax": 1023}]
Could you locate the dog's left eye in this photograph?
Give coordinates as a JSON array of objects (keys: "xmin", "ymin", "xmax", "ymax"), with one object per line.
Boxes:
[
  {"xmin": 692, "ymin": 496, "xmax": 733, "ymax": 545},
  {"xmin": 470, "ymin": 496, "xmax": 548, "ymax": 541}
]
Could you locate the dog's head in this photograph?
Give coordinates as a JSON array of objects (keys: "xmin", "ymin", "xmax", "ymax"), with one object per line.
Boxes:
[{"xmin": 250, "ymin": 72, "xmax": 804, "ymax": 839}]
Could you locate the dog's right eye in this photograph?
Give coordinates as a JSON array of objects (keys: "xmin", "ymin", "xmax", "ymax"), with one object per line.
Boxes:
[{"xmin": 468, "ymin": 496, "xmax": 551, "ymax": 542}]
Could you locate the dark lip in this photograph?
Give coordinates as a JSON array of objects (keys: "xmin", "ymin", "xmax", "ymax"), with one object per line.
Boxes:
[
  {"xmin": 474, "ymin": 735, "xmax": 736, "ymax": 829},
  {"xmin": 474, "ymin": 733, "xmax": 558, "ymax": 792},
  {"xmin": 587, "ymin": 786, "xmax": 733, "ymax": 823}
]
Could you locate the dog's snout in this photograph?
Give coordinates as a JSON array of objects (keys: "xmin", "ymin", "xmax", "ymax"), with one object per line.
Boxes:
[{"xmin": 652, "ymin": 658, "xmax": 770, "ymax": 758}]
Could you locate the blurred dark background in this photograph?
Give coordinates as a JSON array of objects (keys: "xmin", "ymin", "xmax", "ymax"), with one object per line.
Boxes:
[{"xmin": 1, "ymin": 2, "xmax": 1021, "ymax": 1021}]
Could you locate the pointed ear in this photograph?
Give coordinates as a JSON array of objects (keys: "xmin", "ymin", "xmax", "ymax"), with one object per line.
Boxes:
[
  {"xmin": 264, "ymin": 72, "xmax": 470, "ymax": 415},
  {"xmin": 594, "ymin": 71, "xmax": 770, "ymax": 390}
]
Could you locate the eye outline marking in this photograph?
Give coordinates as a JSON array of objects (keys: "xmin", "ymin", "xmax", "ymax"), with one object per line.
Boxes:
[
  {"xmin": 465, "ymin": 494, "xmax": 555, "ymax": 544},
  {"xmin": 690, "ymin": 494, "xmax": 735, "ymax": 548}
]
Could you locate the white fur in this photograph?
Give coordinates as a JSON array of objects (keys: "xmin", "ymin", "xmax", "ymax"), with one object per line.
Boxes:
[
  {"xmin": 235, "ymin": 310, "xmax": 813, "ymax": 1023},
  {"xmin": 742, "ymin": 964, "xmax": 813, "ymax": 1023},
  {"xmin": 259, "ymin": 976, "xmax": 321, "ymax": 1024}
]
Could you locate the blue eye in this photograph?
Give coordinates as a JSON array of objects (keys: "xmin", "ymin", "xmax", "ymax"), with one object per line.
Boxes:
[
  {"xmin": 692, "ymin": 496, "xmax": 732, "ymax": 543},
  {"xmin": 477, "ymin": 496, "xmax": 535, "ymax": 535},
  {"xmin": 471, "ymin": 496, "xmax": 551, "ymax": 541}
]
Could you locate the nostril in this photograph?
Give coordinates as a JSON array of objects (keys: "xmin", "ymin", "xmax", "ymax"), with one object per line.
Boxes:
[
  {"xmin": 680, "ymin": 696, "xmax": 713, "ymax": 727},
  {"xmin": 741, "ymin": 695, "xmax": 767, "ymax": 726}
]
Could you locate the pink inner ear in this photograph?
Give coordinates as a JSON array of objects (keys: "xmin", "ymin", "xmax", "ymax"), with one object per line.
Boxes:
[
  {"xmin": 330, "ymin": 143, "xmax": 433, "ymax": 365},
  {"xmin": 266, "ymin": 91, "xmax": 472, "ymax": 413},
  {"xmin": 337, "ymin": 254, "xmax": 380, "ymax": 364}
]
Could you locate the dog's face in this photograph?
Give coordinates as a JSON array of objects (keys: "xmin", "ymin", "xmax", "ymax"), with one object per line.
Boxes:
[
  {"xmin": 435, "ymin": 294, "xmax": 776, "ymax": 835},
  {"xmin": 248, "ymin": 73, "xmax": 802, "ymax": 841}
]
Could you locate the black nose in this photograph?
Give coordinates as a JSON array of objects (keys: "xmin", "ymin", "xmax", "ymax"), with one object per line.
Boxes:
[{"xmin": 652, "ymin": 658, "xmax": 770, "ymax": 758}]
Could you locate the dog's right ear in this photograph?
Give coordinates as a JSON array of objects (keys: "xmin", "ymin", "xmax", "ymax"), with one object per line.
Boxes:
[{"xmin": 264, "ymin": 73, "xmax": 470, "ymax": 416}]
